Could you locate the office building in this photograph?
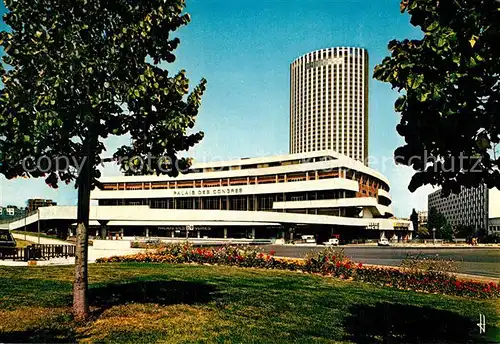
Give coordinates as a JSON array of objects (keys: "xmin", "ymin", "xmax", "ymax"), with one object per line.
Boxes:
[
  {"xmin": 27, "ymin": 198, "xmax": 57, "ymax": 213},
  {"xmin": 428, "ymin": 185, "xmax": 500, "ymax": 233},
  {"xmin": 290, "ymin": 47, "xmax": 369, "ymax": 163}
]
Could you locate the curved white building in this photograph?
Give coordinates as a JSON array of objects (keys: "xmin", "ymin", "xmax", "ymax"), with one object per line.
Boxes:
[
  {"xmin": 79, "ymin": 150, "xmax": 410, "ymax": 242},
  {"xmin": 290, "ymin": 47, "xmax": 368, "ymax": 163},
  {"xmin": 4, "ymin": 151, "xmax": 411, "ymax": 242}
]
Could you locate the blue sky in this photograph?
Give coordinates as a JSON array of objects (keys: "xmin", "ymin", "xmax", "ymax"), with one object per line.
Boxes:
[{"xmin": 0, "ymin": 0, "xmax": 435, "ymax": 216}]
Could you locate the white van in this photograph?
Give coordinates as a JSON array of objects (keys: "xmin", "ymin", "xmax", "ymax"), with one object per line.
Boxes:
[
  {"xmin": 323, "ymin": 238, "xmax": 339, "ymax": 246},
  {"xmin": 301, "ymin": 235, "xmax": 316, "ymax": 244}
]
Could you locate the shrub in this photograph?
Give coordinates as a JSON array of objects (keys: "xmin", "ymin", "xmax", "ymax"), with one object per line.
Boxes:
[
  {"xmin": 302, "ymin": 247, "xmax": 356, "ymax": 279},
  {"xmin": 400, "ymin": 253, "xmax": 459, "ymax": 273}
]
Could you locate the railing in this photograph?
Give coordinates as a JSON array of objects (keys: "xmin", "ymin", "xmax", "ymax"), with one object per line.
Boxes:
[{"xmin": 0, "ymin": 244, "xmax": 76, "ymax": 261}]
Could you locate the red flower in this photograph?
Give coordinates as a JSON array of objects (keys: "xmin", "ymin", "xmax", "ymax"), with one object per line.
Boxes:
[
  {"xmin": 269, "ymin": 250, "xmax": 276, "ymax": 256},
  {"xmin": 357, "ymin": 263, "xmax": 363, "ymax": 269},
  {"xmin": 336, "ymin": 261, "xmax": 341, "ymax": 268}
]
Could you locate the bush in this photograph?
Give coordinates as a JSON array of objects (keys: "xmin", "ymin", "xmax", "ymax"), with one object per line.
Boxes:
[
  {"xmin": 401, "ymin": 253, "xmax": 459, "ymax": 273},
  {"xmin": 302, "ymin": 247, "xmax": 359, "ymax": 279}
]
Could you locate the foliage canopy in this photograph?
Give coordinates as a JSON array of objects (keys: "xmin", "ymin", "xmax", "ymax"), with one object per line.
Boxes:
[{"xmin": 374, "ymin": 0, "xmax": 500, "ymax": 196}]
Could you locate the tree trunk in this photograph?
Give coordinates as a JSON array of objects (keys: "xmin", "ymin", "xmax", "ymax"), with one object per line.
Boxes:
[{"xmin": 73, "ymin": 136, "xmax": 94, "ymax": 321}]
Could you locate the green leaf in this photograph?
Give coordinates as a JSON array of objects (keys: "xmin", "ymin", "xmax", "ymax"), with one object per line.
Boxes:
[
  {"xmin": 427, "ymin": 21, "xmax": 439, "ymax": 32},
  {"xmin": 437, "ymin": 37, "xmax": 447, "ymax": 48},
  {"xmin": 419, "ymin": 91, "xmax": 430, "ymax": 102},
  {"xmin": 469, "ymin": 35, "xmax": 478, "ymax": 48},
  {"xmin": 408, "ymin": 73, "xmax": 424, "ymax": 89},
  {"xmin": 395, "ymin": 96, "xmax": 406, "ymax": 111}
]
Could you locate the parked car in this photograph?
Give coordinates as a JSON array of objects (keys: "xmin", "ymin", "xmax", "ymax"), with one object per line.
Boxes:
[
  {"xmin": 0, "ymin": 229, "xmax": 17, "ymax": 258},
  {"xmin": 301, "ymin": 235, "xmax": 316, "ymax": 244},
  {"xmin": 323, "ymin": 238, "xmax": 339, "ymax": 246},
  {"xmin": 377, "ymin": 238, "xmax": 390, "ymax": 246}
]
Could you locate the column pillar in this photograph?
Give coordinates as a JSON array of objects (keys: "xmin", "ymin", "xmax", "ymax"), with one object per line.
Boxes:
[
  {"xmin": 197, "ymin": 230, "xmax": 201, "ymax": 238},
  {"xmin": 380, "ymin": 231, "xmax": 385, "ymax": 239},
  {"xmin": 145, "ymin": 228, "xmax": 149, "ymax": 238},
  {"xmin": 224, "ymin": 228, "xmax": 228, "ymax": 239},
  {"xmin": 98, "ymin": 221, "xmax": 109, "ymax": 240},
  {"xmin": 251, "ymin": 228, "xmax": 256, "ymax": 239},
  {"xmin": 57, "ymin": 223, "xmax": 69, "ymax": 240}
]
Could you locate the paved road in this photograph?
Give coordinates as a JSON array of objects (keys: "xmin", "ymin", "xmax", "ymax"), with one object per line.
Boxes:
[{"xmin": 267, "ymin": 245, "xmax": 500, "ymax": 279}]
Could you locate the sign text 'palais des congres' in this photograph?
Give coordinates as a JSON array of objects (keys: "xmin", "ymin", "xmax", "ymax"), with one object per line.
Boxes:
[{"xmin": 173, "ymin": 187, "xmax": 244, "ymax": 197}]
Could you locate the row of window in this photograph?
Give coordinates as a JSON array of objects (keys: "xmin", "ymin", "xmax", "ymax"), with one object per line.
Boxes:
[
  {"xmin": 100, "ymin": 190, "xmax": 365, "ymax": 211},
  {"xmin": 102, "ymin": 166, "xmax": 388, "ymax": 192}
]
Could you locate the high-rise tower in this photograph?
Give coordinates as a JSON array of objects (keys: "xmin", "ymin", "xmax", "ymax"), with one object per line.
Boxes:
[{"xmin": 290, "ymin": 47, "xmax": 369, "ymax": 163}]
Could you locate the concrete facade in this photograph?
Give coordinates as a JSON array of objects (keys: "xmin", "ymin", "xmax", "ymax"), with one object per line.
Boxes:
[
  {"xmin": 290, "ymin": 47, "xmax": 368, "ymax": 163},
  {"xmin": 6, "ymin": 151, "xmax": 413, "ymax": 243},
  {"xmin": 428, "ymin": 185, "xmax": 500, "ymax": 233}
]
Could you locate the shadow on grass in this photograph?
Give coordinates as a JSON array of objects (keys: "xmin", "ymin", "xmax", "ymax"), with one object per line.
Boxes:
[
  {"xmin": 89, "ymin": 279, "xmax": 216, "ymax": 312},
  {"xmin": 0, "ymin": 328, "xmax": 75, "ymax": 343},
  {"xmin": 343, "ymin": 302, "xmax": 486, "ymax": 344}
]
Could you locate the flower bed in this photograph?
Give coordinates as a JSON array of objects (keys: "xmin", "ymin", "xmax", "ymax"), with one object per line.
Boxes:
[{"xmin": 96, "ymin": 243, "xmax": 500, "ymax": 299}]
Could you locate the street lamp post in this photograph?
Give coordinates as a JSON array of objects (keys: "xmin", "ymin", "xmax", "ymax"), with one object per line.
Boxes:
[
  {"xmin": 37, "ymin": 208, "xmax": 40, "ymax": 244},
  {"xmin": 186, "ymin": 225, "xmax": 193, "ymax": 240},
  {"xmin": 432, "ymin": 227, "xmax": 436, "ymax": 245},
  {"xmin": 24, "ymin": 208, "xmax": 27, "ymax": 241}
]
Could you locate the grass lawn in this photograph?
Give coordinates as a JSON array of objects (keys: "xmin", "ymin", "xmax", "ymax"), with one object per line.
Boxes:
[{"xmin": 0, "ymin": 263, "xmax": 498, "ymax": 343}]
